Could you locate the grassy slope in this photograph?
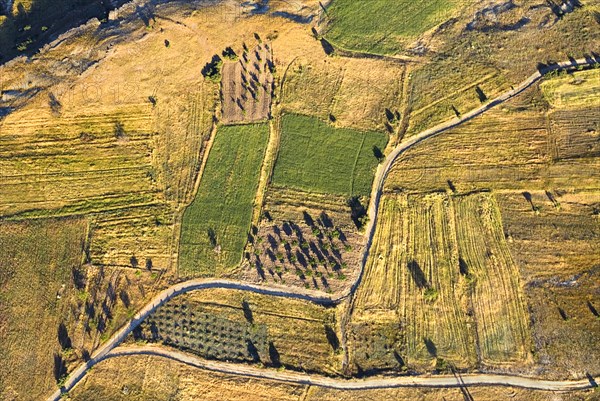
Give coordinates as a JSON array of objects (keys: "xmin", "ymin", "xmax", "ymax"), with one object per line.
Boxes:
[
  {"xmin": 179, "ymin": 124, "xmax": 269, "ymax": 278},
  {"xmin": 272, "ymin": 114, "xmax": 388, "ymax": 197},
  {"xmin": 405, "ymin": 3, "xmax": 600, "ymax": 136},
  {"xmin": 0, "ymin": 217, "xmax": 86, "ymax": 401},
  {"xmin": 324, "ymin": 0, "xmax": 456, "ymax": 54}
]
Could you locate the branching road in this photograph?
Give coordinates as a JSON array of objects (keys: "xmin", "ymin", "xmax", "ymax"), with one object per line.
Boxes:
[{"xmin": 47, "ymin": 57, "xmax": 599, "ymax": 401}]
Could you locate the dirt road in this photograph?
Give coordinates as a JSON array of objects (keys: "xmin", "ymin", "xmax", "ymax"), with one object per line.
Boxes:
[{"xmin": 46, "ymin": 57, "xmax": 599, "ymax": 401}]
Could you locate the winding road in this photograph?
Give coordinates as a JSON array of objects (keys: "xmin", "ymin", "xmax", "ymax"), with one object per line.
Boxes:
[
  {"xmin": 47, "ymin": 57, "xmax": 599, "ymax": 401},
  {"xmin": 106, "ymin": 346, "xmax": 596, "ymax": 392}
]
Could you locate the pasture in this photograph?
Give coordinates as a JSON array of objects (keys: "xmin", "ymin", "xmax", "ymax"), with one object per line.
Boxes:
[
  {"xmin": 70, "ymin": 354, "xmax": 304, "ymax": 401},
  {"xmin": 282, "ymin": 56, "xmax": 405, "ymax": 132},
  {"xmin": 404, "ymin": 1, "xmax": 599, "ymax": 136},
  {"xmin": 179, "ymin": 123, "xmax": 269, "ymax": 277},
  {"xmin": 272, "ymin": 114, "xmax": 388, "ymax": 197},
  {"xmin": 322, "ymin": 0, "xmax": 457, "ymax": 54}
]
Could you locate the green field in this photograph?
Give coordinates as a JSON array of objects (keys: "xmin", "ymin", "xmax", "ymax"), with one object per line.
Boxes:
[
  {"xmin": 272, "ymin": 114, "xmax": 388, "ymax": 196},
  {"xmin": 323, "ymin": 0, "xmax": 457, "ymax": 54},
  {"xmin": 179, "ymin": 124, "xmax": 269, "ymax": 277}
]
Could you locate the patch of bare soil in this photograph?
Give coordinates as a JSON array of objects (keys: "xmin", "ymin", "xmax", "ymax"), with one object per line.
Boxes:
[
  {"xmin": 241, "ymin": 187, "xmax": 364, "ymax": 293},
  {"xmin": 221, "ymin": 43, "xmax": 274, "ymax": 123}
]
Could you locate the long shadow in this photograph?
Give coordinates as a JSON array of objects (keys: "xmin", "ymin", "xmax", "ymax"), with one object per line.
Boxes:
[{"xmin": 408, "ymin": 260, "xmax": 428, "ymax": 289}]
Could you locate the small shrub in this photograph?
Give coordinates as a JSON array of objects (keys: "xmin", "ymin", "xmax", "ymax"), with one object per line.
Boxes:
[{"xmin": 424, "ymin": 287, "xmax": 439, "ymax": 303}]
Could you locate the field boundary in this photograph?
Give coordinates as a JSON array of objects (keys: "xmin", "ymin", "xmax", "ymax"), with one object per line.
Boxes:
[{"xmin": 46, "ymin": 57, "xmax": 600, "ymax": 401}]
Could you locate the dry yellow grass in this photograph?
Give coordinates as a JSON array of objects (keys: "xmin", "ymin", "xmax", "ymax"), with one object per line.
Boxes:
[
  {"xmin": 279, "ymin": 30, "xmax": 406, "ymax": 132},
  {"xmin": 404, "ymin": 0, "xmax": 600, "ymax": 135},
  {"xmin": 349, "ymin": 193, "xmax": 479, "ymax": 374},
  {"xmin": 0, "ymin": 218, "xmax": 87, "ymax": 401},
  {"xmin": 382, "ymin": 70, "xmax": 599, "ymax": 377},
  {"xmin": 454, "ymin": 193, "xmax": 531, "ymax": 366},
  {"xmin": 69, "ymin": 354, "xmax": 305, "ymax": 401}
]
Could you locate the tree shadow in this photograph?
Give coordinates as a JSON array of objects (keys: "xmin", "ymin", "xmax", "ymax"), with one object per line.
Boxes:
[
  {"xmin": 265, "ymin": 249, "xmax": 277, "ymax": 262},
  {"xmin": 242, "ymin": 299, "xmax": 254, "ymax": 324},
  {"xmin": 53, "ymin": 353, "xmax": 67, "ymax": 382},
  {"xmin": 246, "ymin": 339, "xmax": 261, "ymax": 362},
  {"xmin": 324, "ymin": 325, "xmax": 340, "ymax": 351},
  {"xmin": 296, "ymin": 250, "xmax": 307, "ymax": 268},
  {"xmin": 149, "ymin": 321, "xmax": 160, "ymax": 341},
  {"xmin": 309, "ymin": 241, "xmax": 324, "ymax": 262},
  {"xmin": 207, "ymin": 228, "xmax": 218, "ymax": 248},
  {"xmin": 558, "ymin": 307, "xmax": 569, "ymax": 321},
  {"xmin": 385, "ymin": 108, "xmax": 395, "ymax": 122},
  {"xmin": 475, "ymin": 85, "xmax": 487, "ymax": 102},
  {"xmin": 458, "ymin": 257, "xmax": 469, "ymax": 276},
  {"xmin": 57, "ymin": 322, "xmax": 72, "ymax": 350},
  {"xmin": 72, "ymin": 266, "xmax": 86, "ymax": 290},
  {"xmin": 119, "ymin": 290, "xmax": 130, "ymax": 308},
  {"xmin": 587, "ymin": 301, "xmax": 599, "ymax": 317},
  {"xmin": 268, "ymin": 342, "xmax": 281, "ymax": 367},
  {"xmin": 264, "ymin": 234, "xmax": 276, "ymax": 249},
  {"xmin": 347, "ymin": 196, "xmax": 367, "ymax": 229},
  {"xmin": 393, "ymin": 350, "xmax": 405, "ymax": 367},
  {"xmin": 522, "ymin": 191, "xmax": 537, "ymax": 211},
  {"xmin": 255, "ymin": 260, "xmax": 266, "ymax": 280},
  {"xmin": 423, "ymin": 337, "xmax": 437, "ymax": 357},
  {"xmin": 372, "ymin": 146, "xmax": 384, "ymax": 161},
  {"xmin": 319, "ymin": 211, "xmax": 333, "ymax": 228},
  {"xmin": 320, "ymin": 38, "xmax": 334, "ymax": 55},
  {"xmin": 408, "ymin": 260, "xmax": 428, "ymax": 289}
]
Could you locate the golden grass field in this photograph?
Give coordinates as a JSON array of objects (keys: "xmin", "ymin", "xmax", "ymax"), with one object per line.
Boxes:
[
  {"xmin": 349, "ymin": 191, "xmax": 531, "ymax": 374},
  {"xmin": 381, "ymin": 69, "xmax": 599, "ymax": 378},
  {"xmin": 403, "ymin": 0, "xmax": 600, "ymax": 136},
  {"xmin": 0, "ymin": 218, "xmax": 87, "ymax": 401}
]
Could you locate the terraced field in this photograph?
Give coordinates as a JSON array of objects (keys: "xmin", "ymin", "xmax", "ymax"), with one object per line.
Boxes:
[
  {"xmin": 179, "ymin": 123, "xmax": 269, "ymax": 277},
  {"xmin": 381, "ymin": 69, "xmax": 599, "ymax": 377},
  {"xmin": 454, "ymin": 194, "xmax": 531, "ymax": 366},
  {"xmin": 0, "ymin": 104, "xmax": 156, "ymax": 217},
  {"xmin": 350, "ymin": 193, "xmax": 481, "ymax": 373},
  {"xmin": 403, "ymin": 1, "xmax": 600, "ymax": 136}
]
